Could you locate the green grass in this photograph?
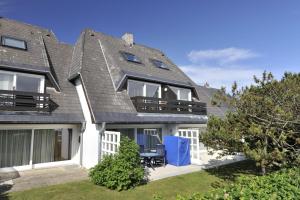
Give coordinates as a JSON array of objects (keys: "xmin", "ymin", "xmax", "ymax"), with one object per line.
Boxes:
[{"xmin": 4, "ymin": 160, "xmax": 258, "ymax": 200}]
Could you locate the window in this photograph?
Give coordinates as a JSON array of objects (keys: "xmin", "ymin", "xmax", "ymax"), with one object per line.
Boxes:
[
  {"xmin": 0, "ymin": 130, "xmax": 32, "ymax": 168},
  {"xmin": 127, "ymin": 80, "xmax": 161, "ymax": 98},
  {"xmin": 137, "ymin": 128, "xmax": 162, "ymax": 150},
  {"xmin": 0, "ymin": 70, "xmax": 44, "ymax": 93},
  {"xmin": 169, "ymin": 86, "xmax": 192, "ymax": 101},
  {"xmin": 121, "ymin": 52, "xmax": 142, "ymax": 63},
  {"xmin": 146, "ymin": 84, "xmax": 160, "ymax": 98},
  {"xmin": 0, "ymin": 73, "xmax": 14, "ymax": 90},
  {"xmin": 33, "ymin": 129, "xmax": 72, "ymax": 164},
  {"xmin": 1, "ymin": 36, "xmax": 27, "ymax": 50},
  {"xmin": 151, "ymin": 59, "xmax": 169, "ymax": 70},
  {"xmin": 128, "ymin": 80, "xmax": 144, "ymax": 97},
  {"xmin": 16, "ymin": 75, "xmax": 41, "ymax": 93}
]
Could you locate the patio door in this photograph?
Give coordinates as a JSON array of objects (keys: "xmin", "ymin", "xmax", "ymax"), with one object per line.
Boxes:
[
  {"xmin": 101, "ymin": 131, "xmax": 120, "ymax": 159},
  {"xmin": 143, "ymin": 129, "xmax": 162, "ymax": 150},
  {"xmin": 177, "ymin": 129, "xmax": 201, "ymax": 165}
]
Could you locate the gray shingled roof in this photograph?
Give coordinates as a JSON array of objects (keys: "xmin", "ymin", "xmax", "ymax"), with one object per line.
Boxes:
[
  {"xmin": 195, "ymin": 86, "xmax": 228, "ymax": 118},
  {"xmin": 0, "ymin": 18, "xmax": 84, "ymax": 124},
  {"xmin": 69, "ymin": 29, "xmax": 205, "ymax": 124}
]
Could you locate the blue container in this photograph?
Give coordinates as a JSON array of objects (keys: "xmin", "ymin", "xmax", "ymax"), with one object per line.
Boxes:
[{"xmin": 163, "ymin": 136, "xmax": 191, "ymax": 166}]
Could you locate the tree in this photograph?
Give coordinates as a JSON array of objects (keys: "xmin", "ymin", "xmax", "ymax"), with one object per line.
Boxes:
[{"xmin": 201, "ymin": 72, "xmax": 300, "ymax": 175}]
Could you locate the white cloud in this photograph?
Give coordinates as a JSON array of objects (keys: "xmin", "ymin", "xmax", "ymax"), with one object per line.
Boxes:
[
  {"xmin": 181, "ymin": 65, "xmax": 263, "ymax": 90},
  {"xmin": 188, "ymin": 47, "xmax": 259, "ymax": 64},
  {"xmin": 182, "ymin": 47, "xmax": 262, "ymax": 91}
]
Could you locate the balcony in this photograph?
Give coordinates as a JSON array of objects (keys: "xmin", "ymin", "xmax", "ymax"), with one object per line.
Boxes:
[
  {"xmin": 131, "ymin": 96, "xmax": 207, "ymax": 115},
  {"xmin": 0, "ymin": 90, "xmax": 58, "ymax": 113}
]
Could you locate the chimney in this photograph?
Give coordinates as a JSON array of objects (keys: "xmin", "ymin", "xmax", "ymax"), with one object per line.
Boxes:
[{"xmin": 122, "ymin": 33, "xmax": 134, "ymax": 46}]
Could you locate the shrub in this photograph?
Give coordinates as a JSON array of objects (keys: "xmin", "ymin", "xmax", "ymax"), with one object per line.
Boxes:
[
  {"xmin": 89, "ymin": 136, "xmax": 145, "ymax": 191},
  {"xmin": 154, "ymin": 167, "xmax": 300, "ymax": 200},
  {"xmin": 203, "ymin": 167, "xmax": 300, "ymax": 200}
]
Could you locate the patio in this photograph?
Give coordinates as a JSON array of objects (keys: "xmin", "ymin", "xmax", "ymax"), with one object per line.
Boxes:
[
  {"xmin": 0, "ymin": 153, "xmax": 244, "ymax": 193},
  {"xmin": 148, "ymin": 153, "xmax": 245, "ymax": 181}
]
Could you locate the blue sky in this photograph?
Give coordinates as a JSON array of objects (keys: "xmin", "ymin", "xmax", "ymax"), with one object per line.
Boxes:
[{"xmin": 1, "ymin": 0, "xmax": 300, "ymax": 90}]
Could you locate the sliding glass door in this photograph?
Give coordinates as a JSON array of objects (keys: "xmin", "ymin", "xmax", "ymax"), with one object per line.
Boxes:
[
  {"xmin": 33, "ymin": 129, "xmax": 72, "ymax": 164},
  {"xmin": 0, "ymin": 128, "xmax": 73, "ymax": 169},
  {"xmin": 0, "ymin": 130, "xmax": 32, "ymax": 168},
  {"xmin": 137, "ymin": 128, "xmax": 162, "ymax": 150}
]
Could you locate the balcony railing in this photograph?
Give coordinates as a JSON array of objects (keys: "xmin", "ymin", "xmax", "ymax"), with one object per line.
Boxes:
[
  {"xmin": 131, "ymin": 96, "xmax": 207, "ymax": 115},
  {"xmin": 0, "ymin": 90, "xmax": 58, "ymax": 113}
]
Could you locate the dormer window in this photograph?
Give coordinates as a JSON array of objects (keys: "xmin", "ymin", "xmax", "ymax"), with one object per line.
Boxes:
[
  {"xmin": 151, "ymin": 59, "xmax": 169, "ymax": 70},
  {"xmin": 1, "ymin": 36, "xmax": 27, "ymax": 50},
  {"xmin": 0, "ymin": 70, "xmax": 44, "ymax": 93},
  {"xmin": 121, "ymin": 52, "xmax": 142, "ymax": 64}
]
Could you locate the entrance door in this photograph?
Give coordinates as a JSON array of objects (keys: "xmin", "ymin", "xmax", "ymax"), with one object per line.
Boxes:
[
  {"xmin": 101, "ymin": 131, "xmax": 120, "ymax": 159},
  {"xmin": 177, "ymin": 129, "xmax": 201, "ymax": 165}
]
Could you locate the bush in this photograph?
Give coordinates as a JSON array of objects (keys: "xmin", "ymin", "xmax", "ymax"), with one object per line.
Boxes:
[
  {"xmin": 203, "ymin": 167, "xmax": 300, "ymax": 200},
  {"xmin": 154, "ymin": 167, "xmax": 300, "ymax": 200},
  {"xmin": 89, "ymin": 136, "xmax": 145, "ymax": 191}
]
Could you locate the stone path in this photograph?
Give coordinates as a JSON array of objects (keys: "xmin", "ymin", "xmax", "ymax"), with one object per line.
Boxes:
[{"xmin": 0, "ymin": 165, "xmax": 88, "ymax": 192}]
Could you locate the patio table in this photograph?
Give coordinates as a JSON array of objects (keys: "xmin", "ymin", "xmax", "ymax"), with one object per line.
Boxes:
[{"xmin": 140, "ymin": 152, "xmax": 160, "ymax": 168}]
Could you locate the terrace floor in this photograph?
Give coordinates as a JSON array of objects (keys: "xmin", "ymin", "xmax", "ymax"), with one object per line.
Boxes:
[{"xmin": 0, "ymin": 153, "xmax": 244, "ymax": 193}]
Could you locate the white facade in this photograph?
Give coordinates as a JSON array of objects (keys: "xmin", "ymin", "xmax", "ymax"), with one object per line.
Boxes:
[{"xmin": 75, "ymin": 79, "xmax": 101, "ymax": 169}]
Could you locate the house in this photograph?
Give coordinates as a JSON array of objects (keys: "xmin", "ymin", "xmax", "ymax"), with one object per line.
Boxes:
[
  {"xmin": 0, "ymin": 18, "xmax": 84, "ymax": 171},
  {"xmin": 0, "ymin": 18, "xmax": 224, "ymax": 171}
]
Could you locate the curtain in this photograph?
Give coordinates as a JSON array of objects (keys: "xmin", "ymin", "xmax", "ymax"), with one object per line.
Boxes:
[
  {"xmin": 128, "ymin": 80, "xmax": 144, "ymax": 97},
  {"xmin": 0, "ymin": 130, "xmax": 32, "ymax": 168},
  {"xmin": 0, "ymin": 73, "xmax": 14, "ymax": 90},
  {"xmin": 145, "ymin": 84, "xmax": 159, "ymax": 98},
  {"xmin": 33, "ymin": 129, "xmax": 55, "ymax": 164}
]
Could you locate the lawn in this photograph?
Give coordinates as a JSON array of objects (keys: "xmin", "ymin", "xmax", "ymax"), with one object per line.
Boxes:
[{"xmin": 3, "ymin": 160, "xmax": 258, "ymax": 200}]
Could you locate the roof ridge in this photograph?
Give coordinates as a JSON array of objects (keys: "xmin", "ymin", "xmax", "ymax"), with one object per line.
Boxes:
[
  {"xmin": 86, "ymin": 29, "xmax": 166, "ymax": 54},
  {"xmin": 1, "ymin": 17, "xmax": 52, "ymax": 33}
]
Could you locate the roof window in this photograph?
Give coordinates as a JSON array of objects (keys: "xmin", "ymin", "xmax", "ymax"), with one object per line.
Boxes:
[
  {"xmin": 121, "ymin": 52, "xmax": 142, "ymax": 64},
  {"xmin": 1, "ymin": 36, "xmax": 27, "ymax": 50},
  {"xmin": 151, "ymin": 59, "xmax": 169, "ymax": 70}
]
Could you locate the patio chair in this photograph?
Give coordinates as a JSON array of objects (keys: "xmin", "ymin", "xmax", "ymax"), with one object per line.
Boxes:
[
  {"xmin": 154, "ymin": 144, "xmax": 166, "ymax": 166},
  {"xmin": 139, "ymin": 145, "xmax": 145, "ymax": 153},
  {"xmin": 139, "ymin": 145, "xmax": 145, "ymax": 165}
]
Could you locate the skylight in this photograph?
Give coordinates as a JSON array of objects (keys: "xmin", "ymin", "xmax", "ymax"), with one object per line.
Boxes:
[
  {"xmin": 151, "ymin": 59, "xmax": 169, "ymax": 70},
  {"xmin": 122, "ymin": 52, "xmax": 142, "ymax": 63},
  {"xmin": 1, "ymin": 36, "xmax": 27, "ymax": 50}
]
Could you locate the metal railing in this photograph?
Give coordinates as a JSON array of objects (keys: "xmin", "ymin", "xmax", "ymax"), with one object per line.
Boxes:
[
  {"xmin": 131, "ymin": 96, "xmax": 207, "ymax": 115},
  {"xmin": 0, "ymin": 89, "xmax": 58, "ymax": 113}
]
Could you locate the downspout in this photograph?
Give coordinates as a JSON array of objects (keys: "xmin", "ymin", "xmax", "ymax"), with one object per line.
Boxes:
[
  {"xmin": 79, "ymin": 121, "xmax": 86, "ymax": 167},
  {"xmin": 97, "ymin": 122, "xmax": 106, "ymax": 162}
]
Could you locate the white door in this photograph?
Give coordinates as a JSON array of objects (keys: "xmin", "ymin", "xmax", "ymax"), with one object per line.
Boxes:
[
  {"xmin": 176, "ymin": 129, "xmax": 201, "ymax": 165},
  {"xmin": 101, "ymin": 131, "xmax": 120, "ymax": 159}
]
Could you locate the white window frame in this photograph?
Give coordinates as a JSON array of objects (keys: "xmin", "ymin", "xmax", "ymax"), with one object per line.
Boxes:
[
  {"xmin": 128, "ymin": 80, "xmax": 161, "ymax": 98},
  {"xmin": 171, "ymin": 86, "xmax": 192, "ymax": 101},
  {"xmin": 0, "ymin": 70, "xmax": 45, "ymax": 93}
]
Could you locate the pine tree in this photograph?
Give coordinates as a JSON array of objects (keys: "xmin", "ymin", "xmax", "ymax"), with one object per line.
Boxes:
[{"xmin": 202, "ymin": 72, "xmax": 300, "ymax": 175}]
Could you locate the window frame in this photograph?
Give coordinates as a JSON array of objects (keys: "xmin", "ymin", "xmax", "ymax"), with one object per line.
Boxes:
[
  {"xmin": 121, "ymin": 51, "xmax": 142, "ymax": 64},
  {"xmin": 127, "ymin": 79, "xmax": 161, "ymax": 98},
  {"xmin": 150, "ymin": 59, "xmax": 169, "ymax": 70},
  {"xmin": 1, "ymin": 36, "xmax": 27, "ymax": 51},
  {"xmin": 170, "ymin": 86, "xmax": 192, "ymax": 101},
  {"xmin": 0, "ymin": 70, "xmax": 45, "ymax": 93}
]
